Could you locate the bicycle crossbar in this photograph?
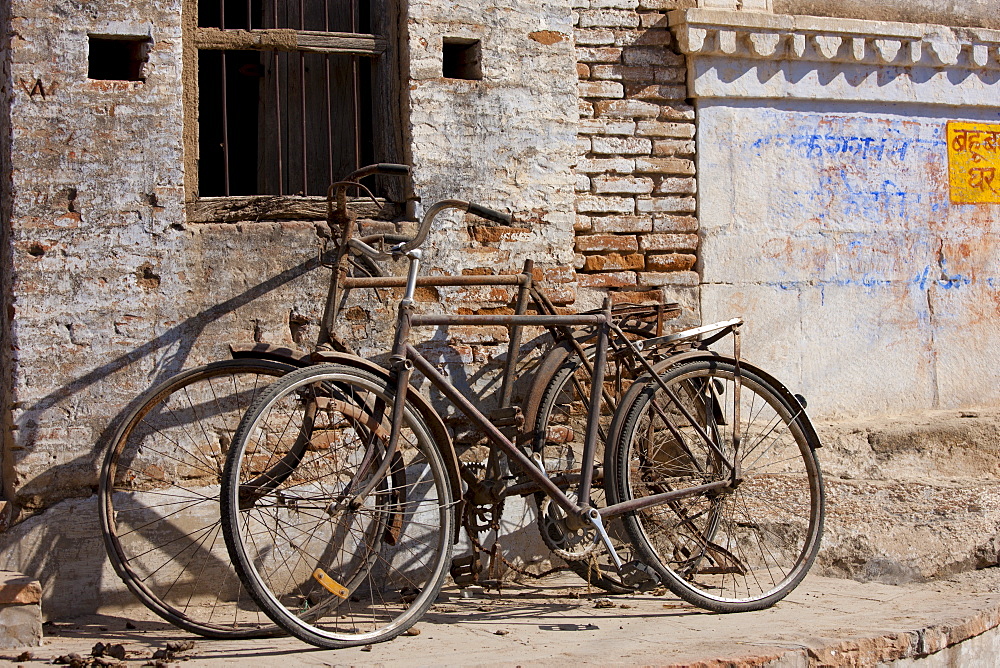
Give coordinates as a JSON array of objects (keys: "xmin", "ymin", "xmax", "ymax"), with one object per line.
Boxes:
[
  {"xmin": 342, "ymin": 274, "xmax": 526, "ymax": 288},
  {"xmin": 411, "ymin": 314, "xmax": 605, "ymax": 327},
  {"xmin": 600, "ymin": 479, "xmax": 732, "ymax": 519}
]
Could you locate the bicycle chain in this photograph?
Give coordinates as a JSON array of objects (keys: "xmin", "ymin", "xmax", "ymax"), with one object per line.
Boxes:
[
  {"xmin": 459, "ymin": 465, "xmax": 608, "ymax": 591},
  {"xmin": 463, "ymin": 496, "xmax": 568, "ymax": 586}
]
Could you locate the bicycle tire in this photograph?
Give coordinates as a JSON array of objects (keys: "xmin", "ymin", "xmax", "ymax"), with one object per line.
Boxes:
[
  {"xmin": 528, "ymin": 344, "xmax": 636, "ymax": 593},
  {"xmin": 610, "ymin": 358, "xmax": 824, "ymax": 612},
  {"xmin": 99, "ymin": 358, "xmax": 296, "ymax": 638},
  {"xmin": 221, "ymin": 364, "xmax": 455, "ymax": 649}
]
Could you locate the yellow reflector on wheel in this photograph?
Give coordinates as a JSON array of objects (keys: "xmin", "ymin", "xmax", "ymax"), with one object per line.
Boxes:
[{"xmin": 312, "ymin": 568, "xmax": 349, "ymax": 599}]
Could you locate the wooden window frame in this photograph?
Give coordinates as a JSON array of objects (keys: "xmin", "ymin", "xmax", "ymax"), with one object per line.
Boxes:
[{"xmin": 181, "ymin": 0, "xmax": 406, "ymax": 222}]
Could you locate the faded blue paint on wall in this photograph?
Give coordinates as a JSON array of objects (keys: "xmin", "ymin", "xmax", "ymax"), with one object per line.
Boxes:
[
  {"xmin": 730, "ymin": 111, "xmax": 997, "ymax": 292},
  {"xmin": 698, "ymin": 100, "xmax": 1000, "ymax": 415}
]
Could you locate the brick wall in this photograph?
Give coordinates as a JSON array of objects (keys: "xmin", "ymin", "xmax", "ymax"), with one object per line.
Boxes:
[{"xmin": 572, "ymin": 0, "xmax": 700, "ymax": 324}]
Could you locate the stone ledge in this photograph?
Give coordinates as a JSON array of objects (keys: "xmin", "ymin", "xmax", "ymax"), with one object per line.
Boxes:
[
  {"xmin": 669, "ymin": 9, "xmax": 1000, "ymax": 67},
  {"xmin": 668, "ymin": 8, "xmax": 1000, "ymax": 104},
  {"xmin": 0, "ymin": 571, "xmax": 41, "ymax": 606}
]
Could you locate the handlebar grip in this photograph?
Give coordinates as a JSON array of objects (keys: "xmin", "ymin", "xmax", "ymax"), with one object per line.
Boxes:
[
  {"xmin": 373, "ymin": 163, "xmax": 410, "ymax": 176},
  {"xmin": 467, "ymin": 202, "xmax": 513, "ymax": 225}
]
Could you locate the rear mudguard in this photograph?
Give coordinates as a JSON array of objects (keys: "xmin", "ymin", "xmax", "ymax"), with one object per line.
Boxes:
[
  {"xmin": 606, "ymin": 349, "xmax": 821, "ymax": 466},
  {"xmin": 230, "ymin": 343, "xmax": 465, "ymax": 542}
]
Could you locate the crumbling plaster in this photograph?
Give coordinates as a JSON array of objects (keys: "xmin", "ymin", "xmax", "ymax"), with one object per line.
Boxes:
[
  {"xmin": 0, "ymin": 0, "xmax": 590, "ymax": 615},
  {"xmin": 404, "ymin": 0, "xmax": 579, "ymax": 281},
  {"xmin": 775, "ymin": 0, "xmax": 1000, "ymax": 32}
]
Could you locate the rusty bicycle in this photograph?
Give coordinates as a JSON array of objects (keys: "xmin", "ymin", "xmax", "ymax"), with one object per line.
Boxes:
[
  {"xmin": 98, "ymin": 163, "xmax": 676, "ymax": 636},
  {"xmin": 218, "ymin": 197, "xmax": 826, "ymax": 648}
]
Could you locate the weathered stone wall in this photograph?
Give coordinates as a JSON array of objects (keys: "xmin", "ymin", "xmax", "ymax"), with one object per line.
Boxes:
[
  {"xmin": 674, "ymin": 10, "xmax": 1000, "ymax": 418},
  {"xmin": 1, "ymin": 0, "xmax": 14, "ymax": 507},
  {"xmin": 403, "ymin": 0, "xmax": 579, "ymax": 293},
  {"xmin": 5, "ymin": 0, "xmax": 189, "ymax": 514},
  {"xmin": 0, "ymin": 0, "xmax": 592, "ymax": 616},
  {"xmin": 699, "ymin": 101, "xmax": 1000, "ymax": 418},
  {"xmin": 0, "ymin": 0, "xmax": 375, "ymax": 615},
  {"xmin": 571, "ymin": 0, "xmax": 700, "ymax": 323},
  {"xmin": 357, "ymin": 0, "xmax": 583, "ymax": 435}
]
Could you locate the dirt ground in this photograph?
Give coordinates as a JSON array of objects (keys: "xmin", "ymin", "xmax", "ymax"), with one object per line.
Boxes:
[{"xmin": 4, "ymin": 568, "xmax": 1000, "ymax": 667}]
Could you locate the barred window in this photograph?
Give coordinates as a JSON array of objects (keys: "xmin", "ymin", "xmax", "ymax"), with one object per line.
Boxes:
[{"xmin": 190, "ymin": 0, "xmax": 399, "ymax": 200}]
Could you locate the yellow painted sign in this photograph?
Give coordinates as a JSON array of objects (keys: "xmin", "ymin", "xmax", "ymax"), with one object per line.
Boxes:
[{"xmin": 947, "ymin": 121, "xmax": 1000, "ymax": 203}]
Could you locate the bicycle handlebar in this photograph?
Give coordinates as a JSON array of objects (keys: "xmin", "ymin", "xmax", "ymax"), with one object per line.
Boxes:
[
  {"xmin": 326, "ymin": 163, "xmax": 411, "ymax": 208},
  {"xmin": 347, "ymin": 163, "xmax": 411, "ymax": 180},
  {"xmin": 467, "ymin": 202, "xmax": 513, "ymax": 226},
  {"xmin": 347, "ymin": 198, "xmax": 514, "ymax": 261}
]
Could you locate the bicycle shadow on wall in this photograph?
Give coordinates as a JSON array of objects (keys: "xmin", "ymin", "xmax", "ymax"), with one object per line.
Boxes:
[
  {"xmin": 2, "ymin": 253, "xmax": 326, "ymax": 616},
  {"xmin": 413, "ymin": 325, "xmax": 552, "ymax": 429},
  {"xmin": 5, "ymin": 253, "xmax": 562, "ymax": 619}
]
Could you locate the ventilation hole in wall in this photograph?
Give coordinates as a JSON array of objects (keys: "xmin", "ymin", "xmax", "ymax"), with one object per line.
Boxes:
[
  {"xmin": 443, "ymin": 38, "xmax": 482, "ymax": 80},
  {"xmin": 88, "ymin": 35, "xmax": 152, "ymax": 82},
  {"xmin": 28, "ymin": 243, "xmax": 45, "ymax": 257},
  {"xmin": 136, "ymin": 263, "xmax": 161, "ymax": 290}
]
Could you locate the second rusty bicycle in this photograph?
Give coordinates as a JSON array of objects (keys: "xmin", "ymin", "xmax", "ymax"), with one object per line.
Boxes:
[{"xmin": 218, "ymin": 198, "xmax": 826, "ymax": 648}]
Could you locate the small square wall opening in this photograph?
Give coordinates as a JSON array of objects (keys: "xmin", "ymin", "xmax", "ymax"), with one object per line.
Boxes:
[
  {"xmin": 88, "ymin": 35, "xmax": 151, "ymax": 81},
  {"xmin": 443, "ymin": 38, "xmax": 482, "ymax": 80}
]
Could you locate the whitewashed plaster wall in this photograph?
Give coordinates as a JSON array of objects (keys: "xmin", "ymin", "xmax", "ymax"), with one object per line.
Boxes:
[
  {"xmin": 405, "ymin": 0, "xmax": 579, "ymax": 274},
  {"xmin": 673, "ymin": 10, "xmax": 1000, "ymax": 418}
]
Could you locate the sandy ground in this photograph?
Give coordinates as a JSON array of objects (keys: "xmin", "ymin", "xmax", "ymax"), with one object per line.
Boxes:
[{"xmin": 4, "ymin": 568, "xmax": 1000, "ymax": 667}]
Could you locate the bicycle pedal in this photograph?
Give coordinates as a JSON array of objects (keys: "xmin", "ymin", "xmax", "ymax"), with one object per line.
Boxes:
[
  {"xmin": 487, "ymin": 407, "xmax": 524, "ymax": 438},
  {"xmin": 619, "ymin": 561, "xmax": 661, "ymax": 590},
  {"xmin": 487, "ymin": 406, "xmax": 523, "ymax": 424},
  {"xmin": 450, "ymin": 554, "xmax": 482, "ymax": 587}
]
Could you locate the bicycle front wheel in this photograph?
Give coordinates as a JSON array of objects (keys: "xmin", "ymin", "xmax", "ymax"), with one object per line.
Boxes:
[
  {"xmin": 221, "ymin": 364, "xmax": 455, "ymax": 649},
  {"xmin": 100, "ymin": 358, "xmax": 294, "ymax": 638},
  {"xmin": 610, "ymin": 358, "xmax": 824, "ymax": 612}
]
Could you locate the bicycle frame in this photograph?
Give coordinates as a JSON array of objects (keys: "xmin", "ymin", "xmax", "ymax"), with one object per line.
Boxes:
[
  {"xmin": 358, "ymin": 246, "xmax": 740, "ymax": 570},
  {"xmin": 307, "ymin": 187, "xmax": 740, "ymax": 570}
]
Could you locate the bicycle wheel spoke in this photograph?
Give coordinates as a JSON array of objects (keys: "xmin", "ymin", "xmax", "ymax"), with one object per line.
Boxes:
[
  {"xmin": 612, "ymin": 358, "xmax": 824, "ymax": 612},
  {"xmin": 221, "ymin": 365, "xmax": 455, "ymax": 648}
]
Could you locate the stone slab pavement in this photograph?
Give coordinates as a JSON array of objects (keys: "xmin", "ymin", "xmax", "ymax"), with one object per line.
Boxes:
[{"xmin": 3, "ymin": 569, "xmax": 1000, "ymax": 667}]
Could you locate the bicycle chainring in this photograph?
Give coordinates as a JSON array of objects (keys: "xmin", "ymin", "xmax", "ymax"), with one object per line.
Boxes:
[{"xmin": 538, "ymin": 494, "xmax": 598, "ymax": 561}]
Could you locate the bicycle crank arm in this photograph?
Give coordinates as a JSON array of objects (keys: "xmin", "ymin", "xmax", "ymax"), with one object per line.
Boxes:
[{"xmin": 584, "ymin": 508, "xmax": 624, "ymax": 570}]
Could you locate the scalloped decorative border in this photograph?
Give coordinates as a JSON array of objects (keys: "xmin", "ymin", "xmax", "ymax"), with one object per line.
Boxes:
[{"xmin": 668, "ymin": 9, "xmax": 1000, "ymax": 103}]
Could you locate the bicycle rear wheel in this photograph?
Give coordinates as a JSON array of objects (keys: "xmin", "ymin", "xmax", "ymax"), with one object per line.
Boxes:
[
  {"xmin": 610, "ymin": 358, "xmax": 824, "ymax": 612},
  {"xmin": 99, "ymin": 358, "xmax": 294, "ymax": 638},
  {"xmin": 221, "ymin": 364, "xmax": 455, "ymax": 649}
]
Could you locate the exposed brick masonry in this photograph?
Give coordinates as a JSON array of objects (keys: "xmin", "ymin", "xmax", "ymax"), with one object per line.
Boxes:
[{"xmin": 572, "ymin": 0, "xmax": 699, "ymax": 313}]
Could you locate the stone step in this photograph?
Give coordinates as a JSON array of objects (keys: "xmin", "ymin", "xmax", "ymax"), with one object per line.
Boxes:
[
  {"xmin": 817, "ymin": 408, "xmax": 1000, "ymax": 482},
  {"xmin": 0, "ymin": 571, "xmax": 42, "ymax": 649},
  {"xmin": 814, "ymin": 409, "xmax": 1000, "ymax": 584}
]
